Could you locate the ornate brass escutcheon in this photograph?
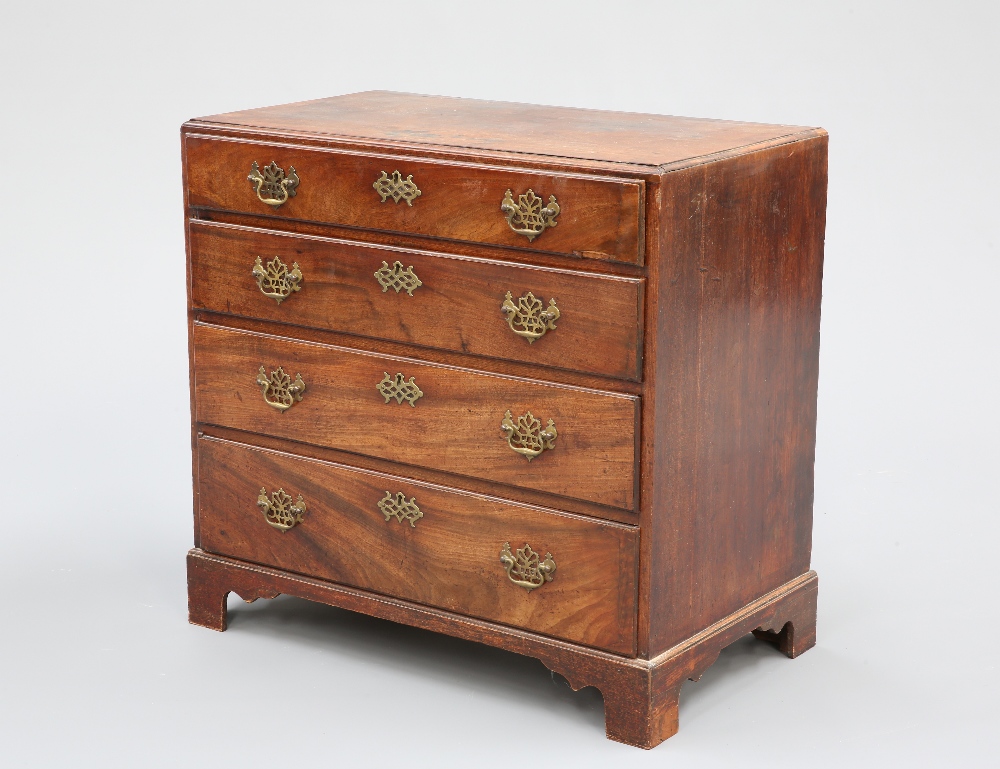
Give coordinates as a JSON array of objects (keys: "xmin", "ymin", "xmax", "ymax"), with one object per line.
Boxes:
[
  {"xmin": 252, "ymin": 256, "xmax": 302, "ymax": 304},
  {"xmin": 248, "ymin": 160, "xmax": 300, "ymax": 208},
  {"xmin": 257, "ymin": 487, "xmax": 306, "ymax": 532},
  {"xmin": 500, "ymin": 542, "xmax": 556, "ymax": 591},
  {"xmin": 377, "ymin": 491, "xmax": 424, "ymax": 528},
  {"xmin": 501, "ymin": 189, "xmax": 560, "ymax": 242},
  {"xmin": 376, "ymin": 372, "xmax": 423, "ymax": 407},
  {"xmin": 256, "ymin": 366, "xmax": 306, "ymax": 411},
  {"xmin": 374, "ymin": 260, "xmax": 422, "ymax": 296},
  {"xmin": 501, "ymin": 291, "xmax": 560, "ymax": 343},
  {"xmin": 501, "ymin": 410, "xmax": 557, "ymax": 461},
  {"xmin": 373, "ymin": 170, "xmax": 422, "ymax": 206}
]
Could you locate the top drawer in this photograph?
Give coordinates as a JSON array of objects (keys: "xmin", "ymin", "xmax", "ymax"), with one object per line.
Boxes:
[{"xmin": 184, "ymin": 135, "xmax": 645, "ymax": 265}]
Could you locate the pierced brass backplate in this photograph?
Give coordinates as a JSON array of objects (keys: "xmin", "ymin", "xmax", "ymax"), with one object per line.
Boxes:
[
  {"xmin": 374, "ymin": 260, "xmax": 422, "ymax": 296},
  {"xmin": 257, "ymin": 366, "xmax": 306, "ymax": 411},
  {"xmin": 501, "ymin": 410, "xmax": 557, "ymax": 461},
  {"xmin": 501, "ymin": 291, "xmax": 560, "ymax": 343},
  {"xmin": 378, "ymin": 491, "xmax": 424, "ymax": 528},
  {"xmin": 253, "ymin": 256, "xmax": 302, "ymax": 304},
  {"xmin": 500, "ymin": 542, "xmax": 556, "ymax": 591},
  {"xmin": 501, "ymin": 189, "xmax": 560, "ymax": 242},
  {"xmin": 257, "ymin": 487, "xmax": 306, "ymax": 532},
  {"xmin": 377, "ymin": 372, "xmax": 423, "ymax": 407},
  {"xmin": 248, "ymin": 161, "xmax": 299, "ymax": 208},
  {"xmin": 373, "ymin": 170, "xmax": 422, "ymax": 206}
]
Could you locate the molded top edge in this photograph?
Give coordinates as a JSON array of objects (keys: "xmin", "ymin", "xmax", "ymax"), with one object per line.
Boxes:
[{"xmin": 189, "ymin": 90, "xmax": 822, "ymax": 168}]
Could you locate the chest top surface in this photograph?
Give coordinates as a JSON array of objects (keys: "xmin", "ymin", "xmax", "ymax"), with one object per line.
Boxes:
[{"xmin": 189, "ymin": 90, "xmax": 819, "ymax": 168}]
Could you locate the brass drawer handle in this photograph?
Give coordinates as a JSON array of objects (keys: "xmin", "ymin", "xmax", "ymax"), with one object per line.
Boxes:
[
  {"xmin": 378, "ymin": 491, "xmax": 424, "ymax": 527},
  {"xmin": 502, "ymin": 291, "xmax": 560, "ymax": 343},
  {"xmin": 373, "ymin": 170, "xmax": 422, "ymax": 206},
  {"xmin": 253, "ymin": 256, "xmax": 302, "ymax": 304},
  {"xmin": 248, "ymin": 161, "xmax": 299, "ymax": 208},
  {"xmin": 377, "ymin": 372, "xmax": 423, "ymax": 407},
  {"xmin": 257, "ymin": 366, "xmax": 306, "ymax": 411},
  {"xmin": 500, "ymin": 542, "xmax": 556, "ymax": 592},
  {"xmin": 501, "ymin": 189, "xmax": 560, "ymax": 242},
  {"xmin": 257, "ymin": 487, "xmax": 306, "ymax": 532},
  {"xmin": 374, "ymin": 260, "xmax": 422, "ymax": 296},
  {"xmin": 501, "ymin": 410, "xmax": 557, "ymax": 461}
]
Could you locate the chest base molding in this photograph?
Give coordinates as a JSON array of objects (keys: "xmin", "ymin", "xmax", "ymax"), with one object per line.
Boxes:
[{"xmin": 188, "ymin": 549, "xmax": 817, "ymax": 749}]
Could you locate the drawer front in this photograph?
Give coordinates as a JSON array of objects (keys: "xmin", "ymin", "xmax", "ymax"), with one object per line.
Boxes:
[
  {"xmin": 185, "ymin": 135, "xmax": 644, "ymax": 264},
  {"xmin": 197, "ymin": 436, "xmax": 638, "ymax": 654},
  {"xmin": 193, "ymin": 323, "xmax": 638, "ymax": 511},
  {"xmin": 190, "ymin": 221, "xmax": 644, "ymax": 381}
]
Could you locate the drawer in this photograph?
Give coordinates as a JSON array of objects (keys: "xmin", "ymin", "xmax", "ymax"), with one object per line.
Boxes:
[
  {"xmin": 197, "ymin": 436, "xmax": 637, "ymax": 654},
  {"xmin": 193, "ymin": 323, "xmax": 638, "ymax": 511},
  {"xmin": 184, "ymin": 135, "xmax": 644, "ymax": 264},
  {"xmin": 190, "ymin": 220, "xmax": 644, "ymax": 381}
]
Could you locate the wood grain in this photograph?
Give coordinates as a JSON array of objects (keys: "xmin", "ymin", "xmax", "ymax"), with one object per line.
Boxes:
[
  {"xmin": 185, "ymin": 135, "xmax": 644, "ymax": 264},
  {"xmin": 197, "ymin": 435, "xmax": 638, "ymax": 653},
  {"xmin": 191, "ymin": 90, "xmax": 817, "ymax": 169},
  {"xmin": 192, "ymin": 323, "xmax": 639, "ymax": 510},
  {"xmin": 642, "ymin": 135, "xmax": 828, "ymax": 654},
  {"xmin": 189, "ymin": 219, "xmax": 644, "ymax": 380}
]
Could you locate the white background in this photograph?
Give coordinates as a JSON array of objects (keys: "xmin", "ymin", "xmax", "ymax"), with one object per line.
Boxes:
[{"xmin": 1, "ymin": 1, "xmax": 997, "ymax": 766}]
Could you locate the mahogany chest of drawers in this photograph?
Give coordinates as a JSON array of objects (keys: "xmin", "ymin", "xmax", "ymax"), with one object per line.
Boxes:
[{"xmin": 183, "ymin": 91, "xmax": 827, "ymax": 748}]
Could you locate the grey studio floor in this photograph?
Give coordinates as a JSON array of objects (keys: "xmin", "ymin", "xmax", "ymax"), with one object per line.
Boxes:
[{"xmin": 2, "ymin": 2, "xmax": 997, "ymax": 767}]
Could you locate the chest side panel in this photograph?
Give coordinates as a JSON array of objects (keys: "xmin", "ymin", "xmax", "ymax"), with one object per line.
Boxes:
[{"xmin": 644, "ymin": 136, "xmax": 828, "ymax": 654}]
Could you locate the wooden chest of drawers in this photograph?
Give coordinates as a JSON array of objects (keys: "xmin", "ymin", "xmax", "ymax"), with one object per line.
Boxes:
[{"xmin": 183, "ymin": 91, "xmax": 826, "ymax": 749}]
